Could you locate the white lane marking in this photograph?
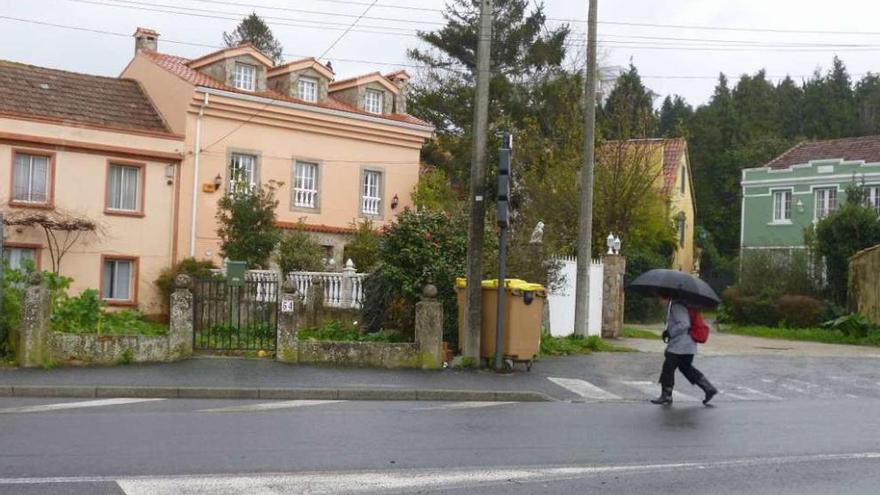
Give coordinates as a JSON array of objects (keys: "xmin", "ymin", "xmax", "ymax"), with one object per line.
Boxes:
[
  {"xmin": 623, "ymin": 381, "xmax": 699, "ymax": 402},
  {"xmin": 725, "ymin": 386, "xmax": 782, "ymax": 401},
  {"xmin": 198, "ymin": 400, "xmax": 345, "ymax": 413},
  {"xmin": 2, "ymin": 452, "xmax": 879, "ymax": 494},
  {"xmin": 0, "ymin": 398, "xmax": 165, "ymax": 414},
  {"xmin": 417, "ymin": 401, "xmax": 515, "ymax": 411},
  {"xmin": 547, "ymin": 377, "xmax": 621, "ymax": 401}
]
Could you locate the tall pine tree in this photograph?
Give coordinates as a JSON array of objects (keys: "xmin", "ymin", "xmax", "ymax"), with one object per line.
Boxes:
[{"xmin": 223, "ymin": 13, "xmax": 284, "ymax": 64}]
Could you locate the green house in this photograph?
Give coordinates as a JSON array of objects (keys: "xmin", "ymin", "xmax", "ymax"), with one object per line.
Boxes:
[{"xmin": 741, "ymin": 136, "xmax": 880, "ymax": 254}]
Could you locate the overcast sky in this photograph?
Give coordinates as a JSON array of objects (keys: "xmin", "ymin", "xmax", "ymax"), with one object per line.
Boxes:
[{"xmin": 2, "ymin": 0, "xmax": 879, "ymax": 107}]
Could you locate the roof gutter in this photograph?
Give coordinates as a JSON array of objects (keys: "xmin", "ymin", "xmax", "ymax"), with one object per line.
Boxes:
[
  {"xmin": 195, "ymin": 87, "xmax": 433, "ymax": 133},
  {"xmin": 189, "ymin": 91, "xmax": 209, "ymax": 258}
]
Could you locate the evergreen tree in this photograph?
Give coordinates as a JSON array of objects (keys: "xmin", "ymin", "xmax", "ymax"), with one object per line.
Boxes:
[
  {"xmin": 775, "ymin": 76, "xmax": 804, "ymax": 139},
  {"xmin": 600, "ymin": 64, "xmax": 657, "ymax": 139},
  {"xmin": 223, "ymin": 13, "xmax": 284, "ymax": 64},
  {"xmin": 658, "ymin": 95, "xmax": 693, "ymax": 138},
  {"xmin": 802, "ymin": 57, "xmax": 857, "ymax": 138},
  {"xmin": 855, "ymin": 73, "xmax": 880, "ymax": 135},
  {"xmin": 731, "ymin": 70, "xmax": 779, "ymax": 144}
]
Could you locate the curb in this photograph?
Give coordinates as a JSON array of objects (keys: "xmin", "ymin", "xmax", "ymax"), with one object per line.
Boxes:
[{"xmin": 0, "ymin": 385, "xmax": 553, "ymax": 402}]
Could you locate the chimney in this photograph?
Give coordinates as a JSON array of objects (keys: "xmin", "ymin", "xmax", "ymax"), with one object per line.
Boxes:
[
  {"xmin": 133, "ymin": 27, "xmax": 159, "ymax": 54},
  {"xmin": 387, "ymin": 71, "xmax": 410, "ymax": 114}
]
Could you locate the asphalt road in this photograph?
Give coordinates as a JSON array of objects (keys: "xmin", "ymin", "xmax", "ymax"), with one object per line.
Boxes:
[{"xmin": 2, "ymin": 384, "xmax": 880, "ymax": 493}]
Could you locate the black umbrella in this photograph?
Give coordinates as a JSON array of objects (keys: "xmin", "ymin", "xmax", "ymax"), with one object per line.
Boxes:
[{"xmin": 626, "ymin": 269, "xmax": 721, "ymax": 309}]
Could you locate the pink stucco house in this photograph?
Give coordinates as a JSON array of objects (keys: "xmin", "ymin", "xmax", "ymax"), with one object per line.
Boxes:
[
  {"xmin": 0, "ymin": 59, "xmax": 184, "ymax": 313},
  {"xmin": 0, "ymin": 28, "xmax": 433, "ymax": 314},
  {"xmin": 121, "ymin": 28, "xmax": 434, "ymax": 267}
]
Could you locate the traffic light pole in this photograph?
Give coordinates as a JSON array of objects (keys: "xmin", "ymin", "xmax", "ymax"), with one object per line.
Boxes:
[{"xmin": 495, "ymin": 132, "xmax": 512, "ymax": 371}]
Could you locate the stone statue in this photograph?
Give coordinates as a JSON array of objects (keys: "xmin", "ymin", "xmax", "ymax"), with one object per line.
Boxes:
[{"xmin": 529, "ymin": 221, "xmax": 545, "ymax": 244}]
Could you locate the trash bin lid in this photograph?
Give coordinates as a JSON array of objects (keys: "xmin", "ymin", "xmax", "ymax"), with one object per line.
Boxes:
[{"xmin": 455, "ymin": 278, "xmax": 546, "ymax": 292}]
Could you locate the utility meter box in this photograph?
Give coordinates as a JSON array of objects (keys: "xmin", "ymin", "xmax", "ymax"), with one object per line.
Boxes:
[{"xmin": 226, "ymin": 261, "xmax": 247, "ymax": 286}]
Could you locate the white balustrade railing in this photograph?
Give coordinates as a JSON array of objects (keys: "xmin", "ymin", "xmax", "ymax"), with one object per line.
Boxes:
[{"xmin": 287, "ymin": 259, "xmax": 367, "ymax": 309}]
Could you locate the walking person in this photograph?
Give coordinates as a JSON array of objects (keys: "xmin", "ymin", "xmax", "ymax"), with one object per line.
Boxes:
[{"xmin": 650, "ymin": 291, "xmax": 717, "ymax": 406}]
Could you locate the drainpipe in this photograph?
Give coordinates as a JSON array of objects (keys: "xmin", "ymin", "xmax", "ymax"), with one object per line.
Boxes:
[{"xmin": 190, "ymin": 92, "xmax": 209, "ymax": 258}]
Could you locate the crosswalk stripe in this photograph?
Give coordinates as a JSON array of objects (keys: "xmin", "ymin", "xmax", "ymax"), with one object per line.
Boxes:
[
  {"xmin": 0, "ymin": 398, "xmax": 164, "ymax": 414},
  {"xmin": 727, "ymin": 386, "xmax": 782, "ymax": 401},
  {"xmin": 199, "ymin": 400, "xmax": 345, "ymax": 413},
  {"xmin": 547, "ymin": 377, "xmax": 621, "ymax": 401},
  {"xmin": 623, "ymin": 381, "xmax": 700, "ymax": 402},
  {"xmin": 417, "ymin": 401, "xmax": 515, "ymax": 411}
]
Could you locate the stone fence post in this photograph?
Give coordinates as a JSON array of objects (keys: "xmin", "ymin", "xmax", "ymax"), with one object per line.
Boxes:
[
  {"xmin": 415, "ymin": 284, "xmax": 444, "ymax": 369},
  {"xmin": 340, "ymin": 259, "xmax": 356, "ymax": 309},
  {"xmin": 601, "ymin": 254, "xmax": 626, "ymax": 339},
  {"xmin": 18, "ymin": 273, "xmax": 50, "ymax": 367},
  {"xmin": 277, "ymin": 280, "xmax": 302, "ymax": 363},
  {"xmin": 168, "ymin": 274, "xmax": 194, "ymax": 360}
]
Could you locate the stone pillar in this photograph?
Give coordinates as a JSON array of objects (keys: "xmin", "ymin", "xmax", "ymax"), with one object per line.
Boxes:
[
  {"xmin": 168, "ymin": 274, "xmax": 194, "ymax": 360},
  {"xmin": 19, "ymin": 273, "xmax": 50, "ymax": 367},
  {"xmin": 341, "ymin": 259, "xmax": 356, "ymax": 309},
  {"xmin": 601, "ymin": 255, "xmax": 626, "ymax": 339},
  {"xmin": 415, "ymin": 285, "xmax": 444, "ymax": 369},
  {"xmin": 277, "ymin": 280, "xmax": 302, "ymax": 363},
  {"xmin": 304, "ymin": 280, "xmax": 325, "ymax": 329}
]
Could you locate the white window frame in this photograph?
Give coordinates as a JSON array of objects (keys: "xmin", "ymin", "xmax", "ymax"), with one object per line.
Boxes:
[
  {"xmin": 365, "ymin": 89, "xmax": 384, "ymax": 114},
  {"xmin": 233, "ymin": 63, "xmax": 256, "ymax": 92},
  {"xmin": 293, "ymin": 161, "xmax": 319, "ymax": 209},
  {"xmin": 865, "ymin": 185, "xmax": 880, "ymax": 214},
  {"xmin": 12, "ymin": 152, "xmax": 51, "ymax": 204},
  {"xmin": 228, "ymin": 153, "xmax": 257, "ymax": 192},
  {"xmin": 814, "ymin": 187, "xmax": 838, "ymax": 221},
  {"xmin": 107, "ymin": 164, "xmax": 141, "ymax": 212},
  {"xmin": 102, "ymin": 258, "xmax": 134, "ymax": 302},
  {"xmin": 361, "ymin": 170, "xmax": 382, "ymax": 216},
  {"xmin": 771, "ymin": 189, "xmax": 792, "ymax": 224},
  {"xmin": 297, "ymin": 77, "xmax": 318, "ymax": 102}
]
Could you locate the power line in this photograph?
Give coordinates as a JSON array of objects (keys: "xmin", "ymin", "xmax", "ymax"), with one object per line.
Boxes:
[
  {"xmin": 201, "ymin": 0, "xmax": 382, "ymax": 151},
  {"xmin": 179, "ymin": 0, "xmax": 446, "ymax": 26}
]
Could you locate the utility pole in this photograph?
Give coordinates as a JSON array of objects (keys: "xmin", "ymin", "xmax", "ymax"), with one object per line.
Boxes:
[
  {"xmin": 463, "ymin": 0, "xmax": 494, "ymax": 363},
  {"xmin": 574, "ymin": 0, "xmax": 598, "ymax": 336}
]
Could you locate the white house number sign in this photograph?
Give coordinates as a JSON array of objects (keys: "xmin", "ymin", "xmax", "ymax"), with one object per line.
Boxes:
[{"xmin": 281, "ymin": 298, "xmax": 295, "ymax": 313}]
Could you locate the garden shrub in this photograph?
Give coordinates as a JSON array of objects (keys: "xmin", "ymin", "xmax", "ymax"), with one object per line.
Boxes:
[
  {"xmin": 343, "ymin": 219, "xmax": 380, "ymax": 271},
  {"xmin": 624, "ymin": 245, "xmax": 674, "ymax": 323},
  {"xmin": 1, "ymin": 264, "xmax": 72, "ymax": 356},
  {"xmin": 722, "ymin": 287, "xmax": 780, "ymax": 327},
  {"xmin": 51, "ymin": 290, "xmax": 166, "ymax": 336},
  {"xmin": 298, "ymin": 320, "xmax": 404, "ymax": 343},
  {"xmin": 821, "ymin": 313, "xmax": 876, "ymax": 338},
  {"xmin": 155, "ymin": 257, "xmax": 217, "ymax": 315},
  {"xmin": 277, "ymin": 223, "xmax": 325, "ymax": 274},
  {"xmin": 776, "ymin": 295, "xmax": 825, "ymax": 328},
  {"xmin": 360, "ymin": 208, "xmax": 467, "ymax": 343}
]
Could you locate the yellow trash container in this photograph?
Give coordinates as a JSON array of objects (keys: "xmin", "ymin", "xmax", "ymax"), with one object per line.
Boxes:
[{"xmin": 455, "ymin": 278, "xmax": 546, "ymax": 370}]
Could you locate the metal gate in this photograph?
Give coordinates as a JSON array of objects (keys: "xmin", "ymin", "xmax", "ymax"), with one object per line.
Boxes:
[{"xmin": 193, "ymin": 277, "xmax": 278, "ymax": 353}]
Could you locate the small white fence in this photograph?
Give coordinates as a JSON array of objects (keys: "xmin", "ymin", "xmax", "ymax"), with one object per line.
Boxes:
[
  {"xmin": 548, "ymin": 257, "xmax": 604, "ymax": 337},
  {"xmin": 287, "ymin": 259, "xmax": 366, "ymax": 309}
]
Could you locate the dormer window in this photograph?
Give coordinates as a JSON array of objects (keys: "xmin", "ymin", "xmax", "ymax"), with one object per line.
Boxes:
[
  {"xmin": 297, "ymin": 77, "xmax": 318, "ymax": 102},
  {"xmin": 365, "ymin": 89, "xmax": 384, "ymax": 114},
  {"xmin": 233, "ymin": 63, "xmax": 256, "ymax": 91}
]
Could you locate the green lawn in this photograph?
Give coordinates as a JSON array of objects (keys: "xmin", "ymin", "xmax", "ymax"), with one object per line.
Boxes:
[
  {"xmin": 540, "ymin": 335, "xmax": 637, "ymax": 356},
  {"xmin": 621, "ymin": 327, "xmax": 660, "ymax": 339},
  {"xmin": 719, "ymin": 324, "xmax": 880, "ymax": 347}
]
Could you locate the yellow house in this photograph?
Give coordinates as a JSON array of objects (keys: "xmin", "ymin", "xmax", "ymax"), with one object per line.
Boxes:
[
  {"xmin": 598, "ymin": 138, "xmax": 697, "ymax": 273},
  {"xmin": 0, "ymin": 59, "xmax": 185, "ymax": 313},
  {"xmin": 121, "ymin": 28, "xmax": 434, "ymax": 267}
]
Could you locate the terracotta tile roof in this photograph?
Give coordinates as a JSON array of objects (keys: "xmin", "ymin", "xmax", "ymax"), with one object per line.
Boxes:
[
  {"xmin": 598, "ymin": 138, "xmax": 687, "ymax": 196},
  {"xmin": 0, "ymin": 59, "xmax": 171, "ymax": 134},
  {"xmin": 142, "ymin": 51, "xmax": 430, "ymax": 128},
  {"xmin": 277, "ymin": 221, "xmax": 355, "ymax": 235},
  {"xmin": 765, "ymin": 135, "xmax": 880, "ymax": 169}
]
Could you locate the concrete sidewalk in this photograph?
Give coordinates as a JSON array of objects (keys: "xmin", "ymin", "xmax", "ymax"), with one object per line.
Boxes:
[{"xmin": 0, "ymin": 357, "xmax": 556, "ymax": 402}]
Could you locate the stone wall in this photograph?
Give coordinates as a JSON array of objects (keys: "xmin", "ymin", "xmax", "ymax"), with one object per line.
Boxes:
[
  {"xmin": 17, "ymin": 275, "xmax": 194, "ymax": 368},
  {"xmin": 296, "ymin": 341, "xmax": 424, "ymax": 368},
  {"xmin": 48, "ymin": 333, "xmax": 171, "ymax": 365}
]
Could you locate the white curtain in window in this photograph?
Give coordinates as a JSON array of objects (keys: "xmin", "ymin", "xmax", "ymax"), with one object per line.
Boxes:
[
  {"xmin": 4, "ymin": 248, "xmax": 36, "ymax": 270},
  {"xmin": 229, "ymin": 154, "xmax": 256, "ymax": 191},
  {"xmin": 109, "ymin": 165, "xmax": 139, "ymax": 211},
  {"xmin": 13, "ymin": 154, "xmax": 49, "ymax": 202},
  {"xmin": 362, "ymin": 171, "xmax": 381, "ymax": 214},
  {"xmin": 103, "ymin": 260, "xmax": 132, "ymax": 300},
  {"xmin": 294, "ymin": 162, "xmax": 318, "ymax": 207}
]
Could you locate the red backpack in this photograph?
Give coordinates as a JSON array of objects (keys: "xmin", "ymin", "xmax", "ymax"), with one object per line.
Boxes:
[{"xmin": 688, "ymin": 308, "xmax": 710, "ymax": 344}]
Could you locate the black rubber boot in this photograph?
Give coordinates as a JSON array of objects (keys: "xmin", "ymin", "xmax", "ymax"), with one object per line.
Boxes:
[
  {"xmin": 650, "ymin": 387, "xmax": 673, "ymax": 405},
  {"xmin": 697, "ymin": 377, "xmax": 718, "ymax": 405}
]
